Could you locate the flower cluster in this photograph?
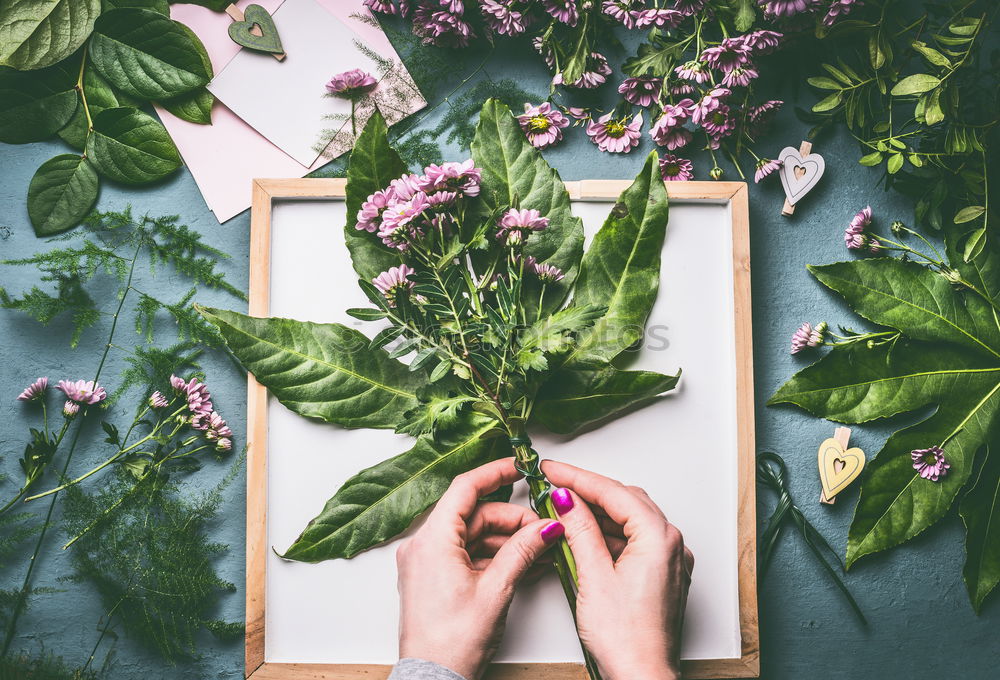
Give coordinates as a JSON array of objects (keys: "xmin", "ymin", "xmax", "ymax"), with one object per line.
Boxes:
[
  {"xmin": 356, "ymin": 160, "xmax": 482, "ymax": 250},
  {"xmin": 790, "ymin": 321, "xmax": 827, "ymax": 354},
  {"xmin": 844, "ymin": 206, "xmax": 881, "ymax": 253},
  {"xmin": 170, "ymin": 375, "xmax": 233, "ymax": 452}
]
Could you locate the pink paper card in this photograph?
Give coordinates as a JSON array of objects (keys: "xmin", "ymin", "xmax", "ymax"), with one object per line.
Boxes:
[{"xmin": 156, "ymin": 0, "xmax": 425, "ymax": 223}]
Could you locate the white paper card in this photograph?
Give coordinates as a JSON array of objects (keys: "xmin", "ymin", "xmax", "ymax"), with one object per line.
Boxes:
[
  {"xmin": 208, "ymin": 0, "xmax": 392, "ymax": 166},
  {"xmin": 264, "ymin": 198, "xmax": 743, "ymax": 664}
]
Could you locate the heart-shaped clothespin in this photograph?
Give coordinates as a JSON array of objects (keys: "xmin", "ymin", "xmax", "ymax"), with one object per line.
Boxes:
[
  {"xmin": 226, "ymin": 4, "xmax": 285, "ymax": 60},
  {"xmin": 818, "ymin": 427, "xmax": 865, "ymax": 504},
  {"xmin": 779, "ymin": 141, "xmax": 825, "ymax": 217}
]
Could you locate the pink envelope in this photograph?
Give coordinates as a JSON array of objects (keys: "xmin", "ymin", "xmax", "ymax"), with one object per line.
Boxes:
[{"xmin": 157, "ymin": 0, "xmax": 425, "ymax": 223}]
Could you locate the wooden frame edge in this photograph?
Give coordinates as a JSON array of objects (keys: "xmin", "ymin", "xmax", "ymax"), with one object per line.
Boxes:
[{"xmin": 244, "ymin": 179, "xmax": 758, "ymax": 679}]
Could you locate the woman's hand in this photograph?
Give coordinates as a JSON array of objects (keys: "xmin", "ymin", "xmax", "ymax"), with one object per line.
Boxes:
[
  {"xmin": 395, "ymin": 458, "xmax": 563, "ymax": 680},
  {"xmin": 542, "ymin": 460, "xmax": 694, "ymax": 680}
]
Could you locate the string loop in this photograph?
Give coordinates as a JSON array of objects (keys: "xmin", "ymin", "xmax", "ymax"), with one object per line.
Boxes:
[{"xmin": 510, "ymin": 435, "xmax": 550, "ymax": 512}]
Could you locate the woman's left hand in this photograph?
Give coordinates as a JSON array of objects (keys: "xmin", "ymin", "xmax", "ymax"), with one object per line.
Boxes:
[{"xmin": 396, "ymin": 457, "xmax": 563, "ymax": 680}]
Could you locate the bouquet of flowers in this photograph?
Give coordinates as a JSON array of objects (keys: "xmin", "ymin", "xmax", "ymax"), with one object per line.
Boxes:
[{"xmin": 201, "ymin": 100, "xmax": 677, "ymax": 676}]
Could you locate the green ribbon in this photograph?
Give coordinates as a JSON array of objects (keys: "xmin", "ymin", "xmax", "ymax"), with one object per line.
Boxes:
[{"xmin": 509, "ymin": 434, "xmax": 551, "ymax": 512}]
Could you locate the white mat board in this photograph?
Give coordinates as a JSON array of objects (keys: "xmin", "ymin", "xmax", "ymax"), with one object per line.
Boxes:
[{"xmin": 264, "ymin": 197, "xmax": 742, "ymax": 664}]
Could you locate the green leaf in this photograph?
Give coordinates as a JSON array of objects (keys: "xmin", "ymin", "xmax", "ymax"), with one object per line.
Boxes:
[
  {"xmin": 198, "ymin": 306, "xmax": 421, "ymax": 428},
  {"xmin": 807, "ymin": 77, "xmax": 842, "ymax": 90},
  {"xmin": 0, "ymin": 0, "xmax": 101, "ymax": 70},
  {"xmin": 733, "ymin": 0, "xmax": 755, "ymax": 32},
  {"xmin": 846, "ymin": 381, "xmax": 1000, "ymax": 567},
  {"xmin": 812, "ymin": 91, "xmax": 842, "ymax": 112},
  {"xmin": 86, "ymin": 106, "xmax": 181, "ymax": 184},
  {"xmin": 948, "ymin": 17, "xmax": 980, "ymax": 36},
  {"xmin": 923, "ymin": 88, "xmax": 944, "ymax": 125},
  {"xmin": 88, "ymin": 8, "xmax": 211, "ymax": 100},
  {"xmin": 58, "ymin": 66, "xmax": 138, "ymax": 149},
  {"xmin": 280, "ymin": 416, "xmax": 507, "ymax": 561},
  {"xmin": 890, "ymin": 74, "xmax": 941, "ymax": 96},
  {"xmin": 858, "ymin": 151, "xmax": 883, "ymax": 167},
  {"xmin": 887, "ymin": 152, "xmax": 904, "ymax": 174},
  {"xmin": 954, "ymin": 206, "xmax": 986, "ymax": 224},
  {"xmin": 516, "ymin": 304, "xmax": 605, "ymax": 363},
  {"xmin": 344, "ymin": 110, "xmax": 406, "ymax": 283},
  {"xmin": 533, "ymin": 367, "xmax": 679, "ymax": 435},
  {"xmin": 769, "ymin": 341, "xmax": 998, "ymax": 423},
  {"xmin": 471, "ymin": 98, "xmax": 584, "ymax": 315},
  {"xmin": 961, "ymin": 446, "xmax": 1000, "ymax": 612},
  {"xmin": 809, "ymin": 259, "xmax": 1000, "ymax": 359},
  {"xmin": 963, "ymin": 228, "xmax": 987, "ymax": 264},
  {"xmin": 27, "ymin": 154, "xmax": 99, "ymax": 236},
  {"xmin": 560, "ymin": 16, "xmax": 590, "ymax": 86},
  {"xmin": 911, "ymin": 40, "xmax": 951, "ymax": 68},
  {"xmin": 345, "ymin": 307, "xmax": 387, "ymax": 321},
  {"xmin": 159, "ymin": 87, "xmax": 214, "ymax": 124},
  {"xmin": 0, "ymin": 63, "xmax": 77, "ymax": 143},
  {"xmin": 395, "ymin": 385, "xmax": 478, "ymax": 437},
  {"xmin": 565, "ymin": 151, "xmax": 669, "ymax": 367}
]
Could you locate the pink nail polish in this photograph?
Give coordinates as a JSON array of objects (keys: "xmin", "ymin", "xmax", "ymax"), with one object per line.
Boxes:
[
  {"xmin": 550, "ymin": 487, "xmax": 574, "ymax": 514},
  {"xmin": 540, "ymin": 521, "xmax": 565, "ymax": 545}
]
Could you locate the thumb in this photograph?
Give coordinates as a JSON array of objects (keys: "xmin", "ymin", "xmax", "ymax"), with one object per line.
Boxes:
[{"xmin": 483, "ymin": 518, "xmax": 563, "ymax": 593}]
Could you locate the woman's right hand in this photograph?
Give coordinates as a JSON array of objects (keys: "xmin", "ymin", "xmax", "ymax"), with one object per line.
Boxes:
[{"xmin": 541, "ymin": 460, "xmax": 694, "ymax": 680}]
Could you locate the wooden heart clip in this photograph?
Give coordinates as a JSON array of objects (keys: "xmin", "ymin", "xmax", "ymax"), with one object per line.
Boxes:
[
  {"xmin": 226, "ymin": 4, "xmax": 285, "ymax": 61},
  {"xmin": 818, "ymin": 427, "xmax": 865, "ymax": 504}
]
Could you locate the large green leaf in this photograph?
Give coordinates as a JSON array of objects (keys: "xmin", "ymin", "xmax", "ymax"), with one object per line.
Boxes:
[
  {"xmin": 88, "ymin": 8, "xmax": 211, "ymax": 100},
  {"xmin": 471, "ymin": 98, "xmax": 584, "ymax": 315},
  {"xmin": 85, "ymin": 106, "xmax": 181, "ymax": 184},
  {"xmin": 810, "ymin": 259, "xmax": 1000, "ymax": 359},
  {"xmin": 199, "ymin": 307, "xmax": 421, "ymax": 429},
  {"xmin": 281, "ymin": 416, "xmax": 507, "ymax": 561},
  {"xmin": 103, "ymin": 0, "xmax": 169, "ymax": 12},
  {"xmin": 846, "ymin": 382, "xmax": 1000, "ymax": 567},
  {"xmin": 160, "ymin": 87, "xmax": 214, "ymax": 125},
  {"xmin": 533, "ymin": 367, "xmax": 679, "ymax": 435},
  {"xmin": 343, "ymin": 110, "xmax": 406, "ymax": 283},
  {"xmin": 769, "ymin": 341, "xmax": 1000, "ymax": 423},
  {"xmin": 564, "ymin": 151, "xmax": 669, "ymax": 367},
  {"xmin": 961, "ymin": 446, "xmax": 1000, "ymax": 612},
  {"xmin": 0, "ymin": 63, "xmax": 77, "ymax": 143},
  {"xmin": 0, "ymin": 0, "xmax": 101, "ymax": 70},
  {"xmin": 27, "ymin": 154, "xmax": 99, "ymax": 236}
]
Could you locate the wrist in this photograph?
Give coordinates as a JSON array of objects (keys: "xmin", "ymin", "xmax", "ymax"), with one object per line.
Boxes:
[{"xmin": 399, "ymin": 644, "xmax": 480, "ymax": 680}]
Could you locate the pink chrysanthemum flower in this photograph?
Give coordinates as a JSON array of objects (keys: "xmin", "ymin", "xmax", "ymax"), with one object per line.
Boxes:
[
  {"xmin": 650, "ymin": 99, "xmax": 693, "ymax": 149},
  {"xmin": 533, "ymin": 262, "xmax": 565, "ymax": 283},
  {"xmin": 602, "ymin": 0, "xmax": 643, "ymax": 29},
  {"xmin": 204, "ymin": 411, "xmax": 233, "ymax": 440},
  {"xmin": 911, "ymin": 446, "xmax": 950, "ymax": 481},
  {"xmin": 701, "ymin": 106, "xmax": 736, "ymax": 138},
  {"xmin": 691, "ymin": 87, "xmax": 731, "ymax": 124},
  {"xmin": 700, "ymin": 39, "xmax": 751, "ymax": 73},
  {"xmin": 17, "ymin": 377, "xmax": 48, "ymax": 402},
  {"xmin": 659, "ymin": 154, "xmax": 694, "ymax": 181},
  {"xmin": 62, "ymin": 400, "xmax": 79, "ymax": 418},
  {"xmin": 420, "ymin": 160, "xmax": 481, "ymax": 196},
  {"xmin": 554, "ymin": 52, "xmax": 612, "ymax": 89},
  {"xmin": 790, "ymin": 322, "xmax": 813, "ymax": 354},
  {"xmin": 148, "ymin": 391, "xmax": 169, "ymax": 409},
  {"xmin": 674, "ymin": 60, "xmax": 711, "ymax": 83},
  {"xmin": 722, "ymin": 65, "xmax": 759, "ymax": 88},
  {"xmin": 739, "ymin": 29, "xmax": 783, "ymax": 54},
  {"xmin": 356, "ymin": 189, "xmax": 395, "ymax": 232},
  {"xmin": 808, "ymin": 321, "xmax": 827, "ymax": 347},
  {"xmin": 216, "ymin": 437, "xmax": 233, "ymax": 452},
  {"xmin": 845, "ymin": 206, "xmax": 873, "ymax": 250},
  {"xmin": 517, "ymin": 102, "xmax": 570, "ymax": 149},
  {"xmin": 364, "ymin": 0, "xmax": 398, "ymax": 13},
  {"xmin": 542, "ymin": 0, "xmax": 579, "ymax": 25},
  {"xmin": 748, "ymin": 99, "xmax": 783, "ymax": 133},
  {"xmin": 754, "ymin": 158, "xmax": 782, "ymax": 183},
  {"xmin": 497, "ymin": 208, "xmax": 550, "ymax": 240},
  {"xmin": 586, "ymin": 112, "xmax": 643, "ymax": 153},
  {"xmin": 824, "ymin": 0, "xmax": 861, "ymax": 26},
  {"xmin": 183, "ymin": 378, "xmax": 213, "ymax": 416},
  {"xmin": 389, "ymin": 173, "xmax": 424, "ymax": 201},
  {"xmin": 326, "ymin": 69, "xmax": 378, "ymax": 100},
  {"xmin": 379, "ymin": 193, "xmax": 430, "ymax": 249},
  {"xmin": 373, "ymin": 264, "xmax": 416, "ymax": 305},
  {"xmin": 669, "ymin": 82, "xmax": 696, "ymax": 96},
  {"xmin": 652, "ymin": 126, "xmax": 692, "ymax": 150},
  {"xmin": 412, "ymin": 6, "xmax": 474, "ymax": 47},
  {"xmin": 57, "ymin": 379, "xmax": 107, "ymax": 405},
  {"xmin": 634, "ymin": 8, "xmax": 685, "ymax": 28},
  {"xmin": 672, "ymin": 0, "xmax": 706, "ymax": 15},
  {"xmin": 618, "ymin": 76, "xmax": 662, "ymax": 107},
  {"xmin": 170, "ymin": 374, "xmax": 187, "ymax": 393},
  {"xmin": 565, "ymin": 106, "xmax": 590, "ymax": 121},
  {"xmin": 759, "ymin": 0, "xmax": 814, "ymax": 17},
  {"xmin": 481, "ymin": 0, "xmax": 531, "ymax": 35}
]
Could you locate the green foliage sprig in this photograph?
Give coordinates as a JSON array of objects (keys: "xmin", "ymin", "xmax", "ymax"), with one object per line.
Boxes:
[
  {"xmin": 201, "ymin": 100, "xmax": 677, "ymax": 680},
  {"xmin": 0, "ymin": 1, "xmax": 217, "ymax": 236},
  {"xmin": 803, "ymin": 0, "xmax": 997, "ymax": 254},
  {"xmin": 771, "ymin": 216, "xmax": 1000, "ymax": 612}
]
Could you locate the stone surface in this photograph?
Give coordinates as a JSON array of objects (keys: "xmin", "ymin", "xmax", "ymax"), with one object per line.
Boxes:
[{"xmin": 0, "ymin": 39, "xmax": 996, "ymax": 680}]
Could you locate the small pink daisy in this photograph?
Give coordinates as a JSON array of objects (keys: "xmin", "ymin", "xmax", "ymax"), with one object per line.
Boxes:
[
  {"xmin": 517, "ymin": 102, "xmax": 570, "ymax": 149},
  {"xmin": 754, "ymin": 158, "xmax": 782, "ymax": 183},
  {"xmin": 17, "ymin": 377, "xmax": 48, "ymax": 402},
  {"xmin": 790, "ymin": 322, "xmax": 812, "ymax": 354},
  {"xmin": 659, "ymin": 154, "xmax": 694, "ymax": 181},
  {"xmin": 57, "ymin": 379, "xmax": 107, "ymax": 405},
  {"xmin": 618, "ymin": 76, "xmax": 662, "ymax": 108},
  {"xmin": 586, "ymin": 112, "xmax": 643, "ymax": 153},
  {"xmin": 325, "ymin": 69, "xmax": 378, "ymax": 100},
  {"xmin": 372, "ymin": 264, "xmax": 416, "ymax": 304},
  {"xmin": 911, "ymin": 446, "xmax": 950, "ymax": 481}
]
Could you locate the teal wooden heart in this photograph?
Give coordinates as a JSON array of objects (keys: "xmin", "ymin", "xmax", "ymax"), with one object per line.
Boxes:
[{"xmin": 228, "ymin": 4, "xmax": 284, "ymax": 55}]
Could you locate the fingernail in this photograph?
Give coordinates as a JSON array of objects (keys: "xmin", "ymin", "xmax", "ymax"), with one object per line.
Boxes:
[
  {"xmin": 540, "ymin": 521, "xmax": 565, "ymax": 545},
  {"xmin": 550, "ymin": 487, "xmax": 574, "ymax": 515}
]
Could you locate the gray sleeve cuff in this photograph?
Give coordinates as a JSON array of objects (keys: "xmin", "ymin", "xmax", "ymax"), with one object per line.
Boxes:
[{"xmin": 388, "ymin": 658, "xmax": 469, "ymax": 680}]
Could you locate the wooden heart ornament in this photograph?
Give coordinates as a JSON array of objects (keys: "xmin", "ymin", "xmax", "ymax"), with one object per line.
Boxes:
[
  {"xmin": 778, "ymin": 145, "xmax": 825, "ymax": 206},
  {"xmin": 817, "ymin": 437, "xmax": 865, "ymax": 501},
  {"xmin": 228, "ymin": 4, "xmax": 284, "ymax": 55}
]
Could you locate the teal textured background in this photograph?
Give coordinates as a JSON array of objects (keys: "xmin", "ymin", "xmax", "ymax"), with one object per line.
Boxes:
[{"xmin": 1, "ymin": 32, "xmax": 997, "ymax": 680}]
